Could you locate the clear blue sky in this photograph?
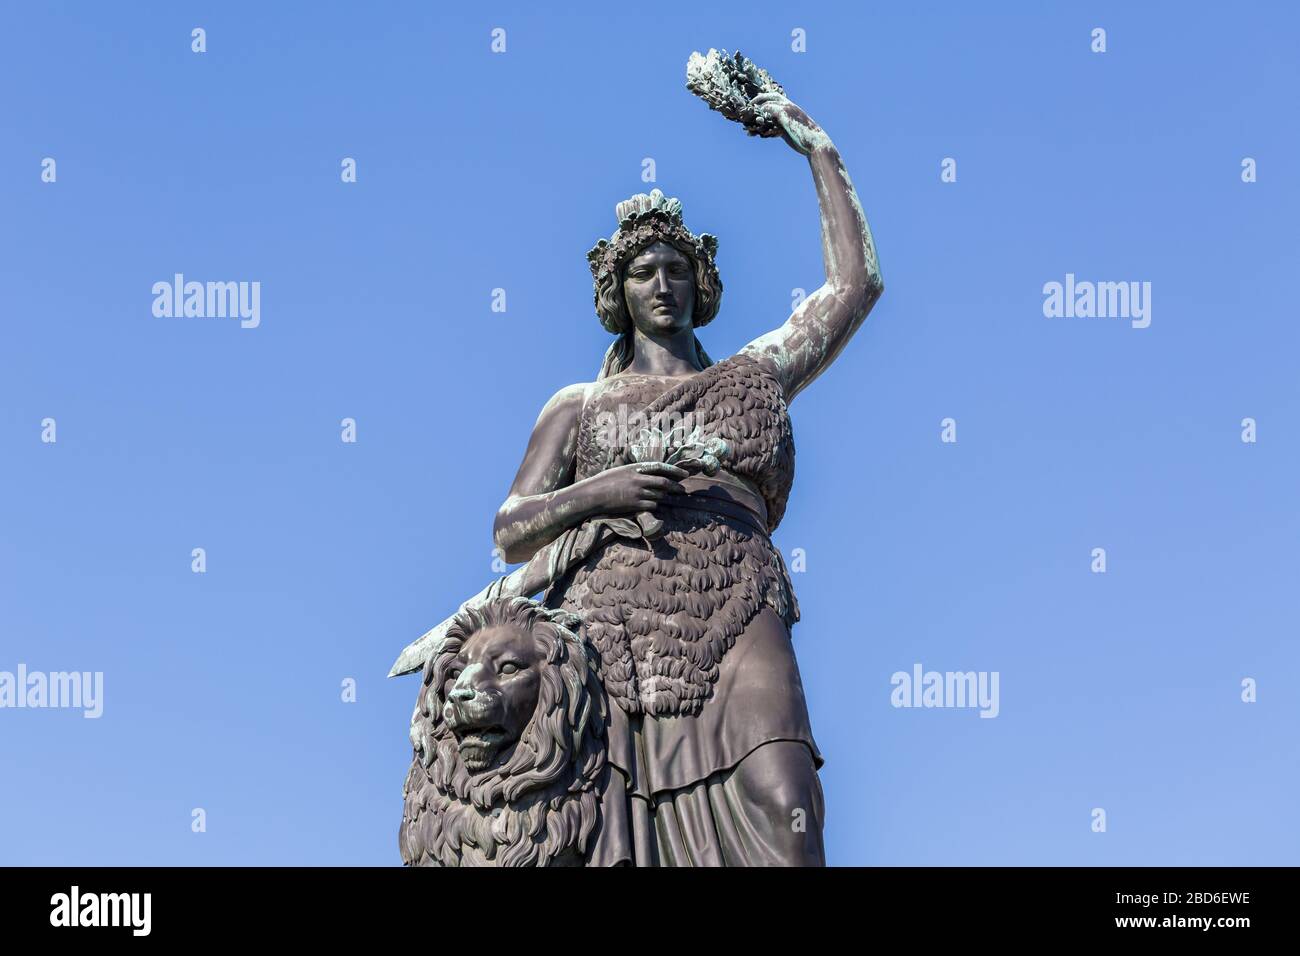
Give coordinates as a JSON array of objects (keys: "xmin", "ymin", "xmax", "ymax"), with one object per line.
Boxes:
[{"xmin": 2, "ymin": 1, "xmax": 1296, "ymax": 865}]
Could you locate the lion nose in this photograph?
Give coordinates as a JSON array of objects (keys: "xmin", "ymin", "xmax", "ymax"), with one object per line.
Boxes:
[{"xmin": 448, "ymin": 662, "xmax": 485, "ymax": 703}]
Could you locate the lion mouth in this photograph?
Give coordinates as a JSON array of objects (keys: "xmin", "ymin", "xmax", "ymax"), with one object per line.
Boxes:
[
  {"xmin": 455, "ymin": 726, "xmax": 512, "ymax": 770},
  {"xmin": 456, "ymin": 725, "xmax": 508, "ymax": 749}
]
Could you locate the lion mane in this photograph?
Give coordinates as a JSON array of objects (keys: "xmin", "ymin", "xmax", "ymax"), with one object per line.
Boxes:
[{"xmin": 399, "ymin": 597, "xmax": 609, "ymax": 867}]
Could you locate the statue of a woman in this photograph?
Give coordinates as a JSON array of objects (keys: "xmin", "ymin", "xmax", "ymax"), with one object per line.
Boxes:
[{"xmin": 486, "ymin": 55, "xmax": 883, "ymax": 865}]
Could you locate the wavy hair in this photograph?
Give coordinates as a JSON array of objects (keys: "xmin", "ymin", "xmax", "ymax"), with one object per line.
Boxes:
[{"xmin": 595, "ymin": 237, "xmax": 721, "ymax": 380}]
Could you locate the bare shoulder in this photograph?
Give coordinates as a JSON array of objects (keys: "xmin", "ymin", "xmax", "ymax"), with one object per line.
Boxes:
[
  {"xmin": 506, "ymin": 382, "xmax": 593, "ymax": 495},
  {"xmin": 534, "ymin": 381, "xmax": 595, "ymax": 425}
]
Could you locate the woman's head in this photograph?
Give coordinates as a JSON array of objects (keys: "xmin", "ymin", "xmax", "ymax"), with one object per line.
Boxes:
[
  {"xmin": 601, "ymin": 239, "xmax": 727, "ymax": 340},
  {"xmin": 624, "ymin": 242, "xmax": 695, "ymax": 337},
  {"xmin": 587, "ymin": 189, "xmax": 723, "ymax": 336},
  {"xmin": 587, "ymin": 190, "xmax": 722, "ymax": 378}
]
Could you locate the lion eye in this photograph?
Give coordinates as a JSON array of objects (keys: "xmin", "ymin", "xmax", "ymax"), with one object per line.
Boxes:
[{"xmin": 500, "ymin": 662, "xmax": 522, "ymax": 676}]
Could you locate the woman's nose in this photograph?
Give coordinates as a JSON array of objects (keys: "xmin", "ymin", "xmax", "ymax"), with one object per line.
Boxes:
[{"xmin": 653, "ymin": 269, "xmax": 672, "ymax": 294}]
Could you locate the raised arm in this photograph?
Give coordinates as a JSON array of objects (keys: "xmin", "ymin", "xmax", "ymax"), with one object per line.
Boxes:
[
  {"xmin": 740, "ymin": 93, "xmax": 883, "ymax": 402},
  {"xmin": 493, "ymin": 383, "xmax": 688, "ymax": 564}
]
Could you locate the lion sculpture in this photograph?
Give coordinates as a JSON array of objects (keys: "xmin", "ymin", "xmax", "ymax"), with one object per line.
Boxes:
[{"xmin": 399, "ymin": 596, "xmax": 609, "ymax": 866}]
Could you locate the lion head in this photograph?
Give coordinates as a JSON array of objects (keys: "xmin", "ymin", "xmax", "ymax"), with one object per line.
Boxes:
[{"xmin": 399, "ymin": 596, "xmax": 609, "ymax": 867}]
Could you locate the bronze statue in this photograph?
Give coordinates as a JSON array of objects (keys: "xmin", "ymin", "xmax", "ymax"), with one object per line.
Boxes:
[
  {"xmin": 400, "ymin": 598, "xmax": 609, "ymax": 866},
  {"xmin": 395, "ymin": 49, "xmax": 883, "ymax": 866}
]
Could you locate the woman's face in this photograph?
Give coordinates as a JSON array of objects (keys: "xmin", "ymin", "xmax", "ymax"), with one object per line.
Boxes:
[{"xmin": 622, "ymin": 241, "xmax": 696, "ymax": 338}]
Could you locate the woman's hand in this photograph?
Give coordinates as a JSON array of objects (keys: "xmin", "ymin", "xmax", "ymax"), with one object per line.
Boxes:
[
  {"xmin": 752, "ymin": 93, "xmax": 829, "ymax": 156},
  {"xmin": 574, "ymin": 462, "xmax": 689, "ymax": 515}
]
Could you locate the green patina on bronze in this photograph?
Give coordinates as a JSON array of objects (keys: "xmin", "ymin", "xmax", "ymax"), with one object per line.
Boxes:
[{"xmin": 397, "ymin": 48, "xmax": 885, "ymax": 868}]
